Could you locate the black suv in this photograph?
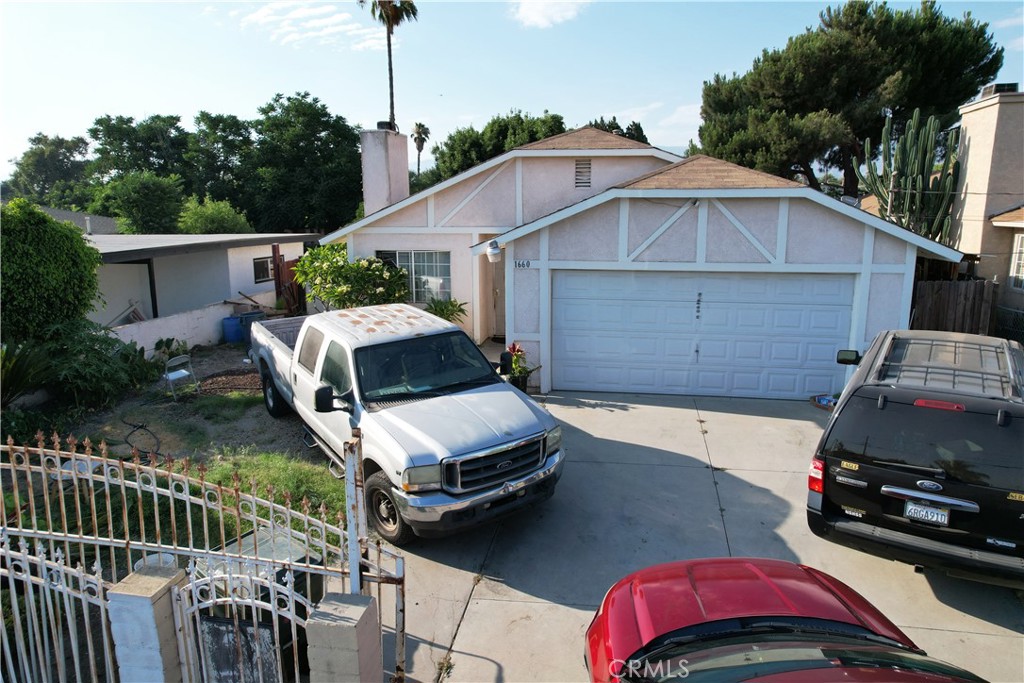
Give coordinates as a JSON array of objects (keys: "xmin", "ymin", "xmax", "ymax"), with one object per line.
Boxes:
[{"xmin": 807, "ymin": 329, "xmax": 1024, "ymax": 586}]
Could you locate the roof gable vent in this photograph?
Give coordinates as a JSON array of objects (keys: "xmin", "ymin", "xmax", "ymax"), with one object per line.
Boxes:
[{"xmin": 575, "ymin": 158, "xmax": 592, "ymax": 188}]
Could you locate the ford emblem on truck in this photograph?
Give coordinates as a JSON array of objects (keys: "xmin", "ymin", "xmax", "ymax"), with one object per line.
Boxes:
[
  {"xmin": 496, "ymin": 460, "xmax": 514, "ymax": 471},
  {"xmin": 917, "ymin": 480, "xmax": 943, "ymax": 492}
]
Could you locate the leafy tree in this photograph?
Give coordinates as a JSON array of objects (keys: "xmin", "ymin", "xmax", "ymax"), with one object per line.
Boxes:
[
  {"xmin": 88, "ymin": 114, "xmax": 192, "ymax": 186},
  {"xmin": 699, "ymin": 1, "xmax": 1002, "ymax": 195},
  {"xmin": 179, "ymin": 195, "xmax": 252, "ymax": 234},
  {"xmin": 359, "ymin": 0, "xmax": 419, "ymax": 130},
  {"xmin": 411, "ymin": 122, "xmax": 430, "ymax": 175},
  {"xmin": 431, "ymin": 110, "xmax": 566, "ymax": 180},
  {"xmin": 856, "ymin": 109, "xmax": 959, "ymax": 245},
  {"xmin": 292, "ymin": 243, "xmax": 409, "ymax": 309},
  {"xmin": 185, "ymin": 112, "xmax": 254, "ymax": 207},
  {"xmin": 0, "ymin": 199, "xmax": 102, "ymax": 344},
  {"xmin": 92, "ymin": 171, "xmax": 184, "ymax": 234},
  {"xmin": 242, "ymin": 93, "xmax": 362, "ymax": 233},
  {"xmin": 5, "ymin": 133, "xmax": 91, "ymax": 205},
  {"xmin": 588, "ymin": 116, "xmax": 649, "ymax": 143}
]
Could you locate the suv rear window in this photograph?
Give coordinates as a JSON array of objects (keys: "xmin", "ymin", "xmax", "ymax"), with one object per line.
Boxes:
[{"xmin": 823, "ymin": 392, "xmax": 1024, "ymax": 490}]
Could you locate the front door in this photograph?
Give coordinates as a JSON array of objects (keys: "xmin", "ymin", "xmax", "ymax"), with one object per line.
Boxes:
[{"xmin": 492, "ymin": 258, "xmax": 506, "ymax": 339}]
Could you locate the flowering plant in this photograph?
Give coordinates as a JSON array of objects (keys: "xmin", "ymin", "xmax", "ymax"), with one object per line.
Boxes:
[{"xmin": 507, "ymin": 342, "xmax": 540, "ymax": 378}]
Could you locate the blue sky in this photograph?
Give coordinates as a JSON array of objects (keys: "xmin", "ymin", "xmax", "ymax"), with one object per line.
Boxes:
[{"xmin": 1, "ymin": 1, "xmax": 1021, "ymax": 180}]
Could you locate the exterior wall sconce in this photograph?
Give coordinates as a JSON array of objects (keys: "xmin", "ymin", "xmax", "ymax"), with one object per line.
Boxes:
[{"xmin": 486, "ymin": 240, "xmax": 502, "ymax": 263}]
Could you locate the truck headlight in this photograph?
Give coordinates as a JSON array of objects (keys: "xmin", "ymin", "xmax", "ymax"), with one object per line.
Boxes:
[
  {"xmin": 401, "ymin": 464, "xmax": 442, "ymax": 492},
  {"xmin": 544, "ymin": 426, "xmax": 562, "ymax": 456}
]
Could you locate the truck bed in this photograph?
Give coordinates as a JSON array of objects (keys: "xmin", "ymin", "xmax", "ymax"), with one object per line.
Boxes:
[{"xmin": 257, "ymin": 316, "xmax": 305, "ymax": 351}]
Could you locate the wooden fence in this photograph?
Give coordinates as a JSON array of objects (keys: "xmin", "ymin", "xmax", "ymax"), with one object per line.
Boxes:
[{"xmin": 911, "ymin": 279, "xmax": 998, "ymax": 335}]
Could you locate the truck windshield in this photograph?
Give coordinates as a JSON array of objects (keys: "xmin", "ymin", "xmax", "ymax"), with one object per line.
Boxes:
[{"xmin": 354, "ymin": 331, "xmax": 497, "ymax": 401}]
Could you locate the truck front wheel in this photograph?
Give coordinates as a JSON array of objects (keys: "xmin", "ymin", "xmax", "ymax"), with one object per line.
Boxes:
[
  {"xmin": 365, "ymin": 471, "xmax": 415, "ymax": 546},
  {"xmin": 261, "ymin": 368, "xmax": 291, "ymax": 418}
]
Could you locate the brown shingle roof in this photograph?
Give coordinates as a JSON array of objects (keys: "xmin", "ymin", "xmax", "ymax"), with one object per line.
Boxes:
[
  {"xmin": 990, "ymin": 204, "xmax": 1024, "ymax": 223},
  {"xmin": 620, "ymin": 155, "xmax": 804, "ymax": 190},
  {"xmin": 517, "ymin": 126, "xmax": 652, "ymax": 151}
]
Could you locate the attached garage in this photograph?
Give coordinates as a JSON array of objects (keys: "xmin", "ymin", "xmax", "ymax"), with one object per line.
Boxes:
[
  {"xmin": 476, "ymin": 155, "xmax": 962, "ymax": 400},
  {"xmin": 552, "ymin": 271, "xmax": 852, "ymax": 398}
]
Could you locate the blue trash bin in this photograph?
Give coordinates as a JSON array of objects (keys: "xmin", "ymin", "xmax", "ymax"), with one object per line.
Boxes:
[{"xmin": 222, "ymin": 316, "xmax": 243, "ymax": 344}]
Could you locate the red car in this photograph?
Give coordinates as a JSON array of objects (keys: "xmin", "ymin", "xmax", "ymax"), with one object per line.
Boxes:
[{"xmin": 585, "ymin": 557, "xmax": 984, "ymax": 683}]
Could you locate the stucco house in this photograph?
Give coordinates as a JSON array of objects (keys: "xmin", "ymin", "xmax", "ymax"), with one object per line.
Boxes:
[
  {"xmin": 951, "ymin": 87, "xmax": 1024, "ymax": 315},
  {"xmin": 86, "ymin": 232, "xmax": 317, "ymax": 349},
  {"xmin": 324, "ymin": 127, "xmax": 960, "ymax": 399}
]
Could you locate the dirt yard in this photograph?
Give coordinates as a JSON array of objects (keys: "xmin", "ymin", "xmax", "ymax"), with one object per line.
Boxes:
[{"xmin": 68, "ymin": 344, "xmax": 314, "ymax": 464}]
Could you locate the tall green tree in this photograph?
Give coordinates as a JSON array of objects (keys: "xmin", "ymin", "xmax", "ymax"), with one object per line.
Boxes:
[
  {"xmin": 0, "ymin": 199, "xmax": 102, "ymax": 344},
  {"xmin": 699, "ymin": 1, "xmax": 1002, "ymax": 195},
  {"xmin": 5, "ymin": 134, "xmax": 91, "ymax": 206},
  {"xmin": 431, "ymin": 110, "xmax": 566, "ymax": 180},
  {"xmin": 91, "ymin": 172, "xmax": 185, "ymax": 234},
  {"xmin": 242, "ymin": 92, "xmax": 361, "ymax": 233},
  {"xmin": 856, "ymin": 109, "xmax": 959, "ymax": 245},
  {"xmin": 185, "ymin": 112, "xmax": 254, "ymax": 207},
  {"xmin": 359, "ymin": 0, "xmax": 419, "ymax": 130},
  {"xmin": 588, "ymin": 116, "xmax": 649, "ymax": 143},
  {"xmin": 88, "ymin": 114, "xmax": 192, "ymax": 189},
  {"xmin": 411, "ymin": 122, "xmax": 430, "ymax": 175}
]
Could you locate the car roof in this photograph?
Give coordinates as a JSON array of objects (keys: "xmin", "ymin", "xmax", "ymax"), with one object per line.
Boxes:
[
  {"xmin": 591, "ymin": 557, "xmax": 914, "ymax": 665},
  {"xmin": 308, "ymin": 303, "xmax": 457, "ymax": 349}
]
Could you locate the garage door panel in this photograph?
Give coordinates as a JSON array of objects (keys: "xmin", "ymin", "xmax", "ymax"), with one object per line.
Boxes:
[{"xmin": 552, "ymin": 272, "xmax": 852, "ymax": 399}]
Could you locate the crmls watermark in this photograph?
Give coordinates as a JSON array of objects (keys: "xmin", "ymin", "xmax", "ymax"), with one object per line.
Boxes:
[{"xmin": 611, "ymin": 658, "xmax": 690, "ymax": 679}]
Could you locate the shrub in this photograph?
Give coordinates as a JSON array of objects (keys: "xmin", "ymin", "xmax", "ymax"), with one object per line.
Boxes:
[
  {"xmin": 0, "ymin": 199, "xmax": 102, "ymax": 344},
  {"xmin": 426, "ymin": 297, "xmax": 467, "ymax": 324},
  {"xmin": 292, "ymin": 243, "xmax": 409, "ymax": 309},
  {"xmin": 178, "ymin": 195, "xmax": 252, "ymax": 234},
  {"xmin": 1, "ymin": 343, "xmax": 54, "ymax": 409}
]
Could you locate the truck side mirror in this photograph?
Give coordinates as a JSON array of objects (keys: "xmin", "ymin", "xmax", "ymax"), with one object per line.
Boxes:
[
  {"xmin": 315, "ymin": 385, "xmax": 353, "ymax": 414},
  {"xmin": 836, "ymin": 349, "xmax": 862, "ymax": 365},
  {"xmin": 499, "ymin": 351, "xmax": 513, "ymax": 375}
]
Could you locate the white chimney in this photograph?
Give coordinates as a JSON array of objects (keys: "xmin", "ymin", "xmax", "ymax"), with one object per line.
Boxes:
[{"xmin": 360, "ymin": 125, "xmax": 410, "ymax": 216}]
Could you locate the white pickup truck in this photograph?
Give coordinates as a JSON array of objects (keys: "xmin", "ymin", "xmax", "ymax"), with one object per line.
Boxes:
[{"xmin": 248, "ymin": 304, "xmax": 564, "ymax": 545}]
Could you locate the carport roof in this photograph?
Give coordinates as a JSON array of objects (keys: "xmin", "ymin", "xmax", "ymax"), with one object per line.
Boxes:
[
  {"xmin": 87, "ymin": 233, "xmax": 320, "ymax": 264},
  {"xmin": 620, "ymin": 155, "xmax": 804, "ymax": 190}
]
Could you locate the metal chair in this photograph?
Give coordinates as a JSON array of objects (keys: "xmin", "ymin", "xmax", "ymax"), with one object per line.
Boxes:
[{"xmin": 163, "ymin": 354, "xmax": 200, "ymax": 400}]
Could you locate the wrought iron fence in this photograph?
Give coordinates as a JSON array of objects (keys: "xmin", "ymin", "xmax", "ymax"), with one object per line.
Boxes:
[{"xmin": 1, "ymin": 433, "xmax": 406, "ymax": 683}]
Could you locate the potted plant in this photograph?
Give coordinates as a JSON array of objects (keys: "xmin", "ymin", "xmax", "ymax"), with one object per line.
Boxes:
[{"xmin": 503, "ymin": 342, "xmax": 540, "ymax": 392}]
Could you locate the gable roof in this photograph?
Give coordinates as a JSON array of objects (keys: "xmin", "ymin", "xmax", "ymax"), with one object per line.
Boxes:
[
  {"xmin": 38, "ymin": 206, "xmax": 120, "ymax": 234},
  {"xmin": 990, "ymin": 204, "xmax": 1024, "ymax": 225},
  {"xmin": 620, "ymin": 155, "xmax": 803, "ymax": 190},
  {"xmin": 320, "ymin": 127, "xmax": 681, "ymax": 244},
  {"xmin": 471, "ymin": 154, "xmax": 962, "ymax": 263},
  {"xmin": 518, "ymin": 126, "xmax": 653, "ymax": 151}
]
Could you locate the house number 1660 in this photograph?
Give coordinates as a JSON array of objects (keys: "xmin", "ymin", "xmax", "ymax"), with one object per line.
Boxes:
[{"xmin": 514, "ymin": 260, "xmax": 531, "ymax": 268}]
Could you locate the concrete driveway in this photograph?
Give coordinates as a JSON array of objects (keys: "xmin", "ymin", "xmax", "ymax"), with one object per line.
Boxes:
[{"xmin": 384, "ymin": 393, "xmax": 1024, "ymax": 683}]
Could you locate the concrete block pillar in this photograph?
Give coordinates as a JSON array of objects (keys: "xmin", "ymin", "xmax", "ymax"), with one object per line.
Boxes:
[
  {"xmin": 361, "ymin": 127, "xmax": 410, "ymax": 216},
  {"xmin": 306, "ymin": 592, "xmax": 382, "ymax": 683},
  {"xmin": 107, "ymin": 565, "xmax": 185, "ymax": 683}
]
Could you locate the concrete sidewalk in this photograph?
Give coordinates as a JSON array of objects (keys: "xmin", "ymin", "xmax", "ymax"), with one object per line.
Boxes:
[{"xmin": 385, "ymin": 392, "xmax": 1024, "ymax": 683}]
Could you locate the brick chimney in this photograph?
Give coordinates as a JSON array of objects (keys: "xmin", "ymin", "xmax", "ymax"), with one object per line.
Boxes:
[{"xmin": 360, "ymin": 125, "xmax": 410, "ymax": 216}]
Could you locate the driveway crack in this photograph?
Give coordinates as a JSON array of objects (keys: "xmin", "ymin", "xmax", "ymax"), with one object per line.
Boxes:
[{"xmin": 695, "ymin": 402, "xmax": 733, "ymax": 557}]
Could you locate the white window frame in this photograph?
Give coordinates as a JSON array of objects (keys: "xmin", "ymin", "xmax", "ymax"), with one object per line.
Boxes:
[
  {"xmin": 253, "ymin": 256, "xmax": 274, "ymax": 284},
  {"xmin": 1010, "ymin": 234, "xmax": 1024, "ymax": 290},
  {"xmin": 377, "ymin": 250, "xmax": 451, "ymax": 304}
]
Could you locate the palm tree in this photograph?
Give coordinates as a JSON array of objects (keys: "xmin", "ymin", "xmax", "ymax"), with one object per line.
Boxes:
[
  {"xmin": 411, "ymin": 122, "xmax": 430, "ymax": 175},
  {"xmin": 359, "ymin": 0, "xmax": 419, "ymax": 131}
]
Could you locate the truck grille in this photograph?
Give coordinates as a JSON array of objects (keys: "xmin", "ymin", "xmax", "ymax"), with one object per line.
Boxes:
[{"xmin": 443, "ymin": 435, "xmax": 545, "ymax": 494}]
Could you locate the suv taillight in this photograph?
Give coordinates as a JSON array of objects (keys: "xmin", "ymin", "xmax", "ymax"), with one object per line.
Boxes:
[{"xmin": 808, "ymin": 457, "xmax": 825, "ymax": 493}]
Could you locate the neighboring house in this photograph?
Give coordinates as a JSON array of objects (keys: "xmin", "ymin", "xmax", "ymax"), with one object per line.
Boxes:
[
  {"xmin": 325, "ymin": 127, "xmax": 960, "ymax": 399},
  {"xmin": 38, "ymin": 206, "xmax": 120, "ymax": 235},
  {"xmin": 951, "ymin": 86, "xmax": 1024, "ymax": 313},
  {"xmin": 86, "ymin": 232, "xmax": 317, "ymax": 348}
]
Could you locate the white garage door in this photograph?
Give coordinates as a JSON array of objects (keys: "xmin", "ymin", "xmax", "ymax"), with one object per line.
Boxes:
[{"xmin": 552, "ymin": 271, "xmax": 853, "ymax": 399}]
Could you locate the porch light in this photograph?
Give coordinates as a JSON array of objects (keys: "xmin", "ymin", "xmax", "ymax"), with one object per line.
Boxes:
[{"xmin": 486, "ymin": 240, "xmax": 502, "ymax": 263}]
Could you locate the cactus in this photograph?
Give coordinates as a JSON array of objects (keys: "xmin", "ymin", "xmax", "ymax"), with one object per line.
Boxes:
[{"xmin": 856, "ymin": 109, "xmax": 959, "ymax": 247}]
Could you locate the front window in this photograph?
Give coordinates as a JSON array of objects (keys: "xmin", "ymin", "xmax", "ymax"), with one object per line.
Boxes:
[
  {"xmin": 1010, "ymin": 234, "xmax": 1024, "ymax": 290},
  {"xmin": 377, "ymin": 250, "xmax": 450, "ymax": 304}
]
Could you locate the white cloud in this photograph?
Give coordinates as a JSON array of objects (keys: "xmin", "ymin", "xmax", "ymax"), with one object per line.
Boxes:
[
  {"xmin": 992, "ymin": 9, "xmax": 1023, "ymax": 30},
  {"xmin": 613, "ymin": 101, "xmax": 665, "ymax": 123},
  {"xmin": 1010, "ymin": 35, "xmax": 1024, "ymax": 52},
  {"xmin": 657, "ymin": 104, "xmax": 702, "ymax": 128},
  {"xmin": 510, "ymin": 1, "xmax": 592, "ymax": 29},
  {"xmin": 232, "ymin": 2, "xmax": 385, "ymax": 51}
]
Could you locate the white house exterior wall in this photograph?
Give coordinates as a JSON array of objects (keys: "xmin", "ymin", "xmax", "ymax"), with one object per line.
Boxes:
[
  {"xmin": 89, "ymin": 263, "xmax": 153, "ymax": 326},
  {"xmin": 152, "ymin": 251, "xmax": 229, "ymax": 317},
  {"xmin": 505, "ymin": 195, "xmax": 918, "ymax": 396},
  {"xmin": 226, "ymin": 243, "xmax": 306, "ymax": 301}
]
